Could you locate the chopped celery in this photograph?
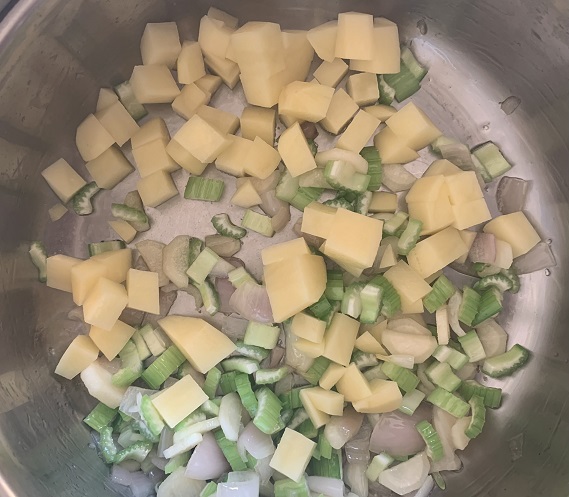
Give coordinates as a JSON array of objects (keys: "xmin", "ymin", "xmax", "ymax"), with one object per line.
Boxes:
[
  {"xmin": 139, "ymin": 324, "xmax": 167, "ymax": 357},
  {"xmin": 325, "ymin": 270, "xmax": 344, "ymax": 301},
  {"xmin": 200, "ymin": 482, "xmax": 218, "ymax": 497},
  {"xmin": 501, "ymin": 267, "xmax": 520, "ymax": 293},
  {"xmin": 309, "ymin": 294, "xmax": 334, "ymax": 321},
  {"xmin": 352, "ymin": 349, "xmax": 379, "ymax": 369},
  {"xmin": 427, "ymin": 387, "xmax": 470, "ymax": 417},
  {"xmin": 114, "ymin": 441, "xmax": 153, "ymax": 464},
  {"xmin": 318, "ymin": 431, "xmax": 333, "ymax": 459},
  {"xmin": 184, "ymin": 177, "xmax": 225, "ymax": 201},
  {"xmin": 324, "ymin": 160, "xmax": 371, "ymax": 194},
  {"xmin": 432, "ymin": 345, "xmax": 469, "ymax": 370},
  {"xmin": 112, "ymin": 340, "xmax": 143, "ymax": 387},
  {"xmin": 222, "ymin": 357, "xmax": 260, "ymax": 375},
  {"xmin": 458, "ymin": 380, "xmax": 502, "ymax": 408},
  {"xmin": 195, "ymin": 278, "xmax": 220, "ymax": 315},
  {"xmin": 220, "ymin": 371, "xmax": 239, "ymax": 394},
  {"xmin": 72, "ymin": 181, "xmax": 100, "ymax": 215},
  {"xmin": 141, "ymin": 346, "xmax": 186, "ymax": 389},
  {"xmin": 341, "ymin": 282, "xmax": 365, "ymax": 319},
  {"xmin": 29, "ymin": 241, "xmax": 47, "ymax": 282},
  {"xmin": 164, "ymin": 452, "xmax": 191, "ymax": 474},
  {"xmin": 290, "ymin": 187, "xmax": 324, "ymax": 211},
  {"xmin": 474, "ymin": 273, "xmax": 513, "ymax": 293},
  {"xmin": 458, "ymin": 331, "xmax": 487, "ymax": 362},
  {"xmin": 186, "ymin": 247, "xmax": 219, "ymax": 284},
  {"xmin": 383, "ymin": 211, "xmax": 408, "ymax": 236},
  {"xmin": 244, "ymin": 321, "xmax": 280, "ymax": 349},
  {"xmin": 84, "ymin": 403, "xmax": 117, "ymax": 433},
  {"xmin": 87, "ymin": 240, "xmax": 125, "ymax": 256},
  {"xmin": 276, "ymin": 170, "xmax": 300, "ymax": 203},
  {"xmin": 214, "ymin": 429, "xmax": 248, "ymax": 471},
  {"xmin": 481, "ymin": 344, "xmax": 530, "ymax": 378},
  {"xmin": 297, "ymin": 418, "xmax": 319, "ymax": 439},
  {"xmin": 203, "ymin": 367, "xmax": 222, "ymax": 399},
  {"xmin": 228, "ymin": 267, "xmax": 257, "ymax": 288},
  {"xmin": 254, "ymin": 387, "xmax": 283, "ymax": 434},
  {"xmin": 111, "ymin": 203, "xmax": 148, "ymax": 224},
  {"xmin": 322, "ymin": 197, "xmax": 354, "ymax": 211},
  {"xmin": 174, "ymin": 411, "xmax": 207, "ymax": 432},
  {"xmin": 274, "ymin": 477, "xmax": 311, "ymax": 497},
  {"xmin": 369, "ymin": 275, "xmax": 401, "ymax": 318},
  {"xmin": 279, "ymin": 387, "xmax": 307, "ymax": 410},
  {"xmin": 423, "ymin": 275, "xmax": 456, "ymax": 314},
  {"xmin": 131, "ymin": 330, "xmax": 151, "ymax": 361},
  {"xmin": 426, "ymin": 361, "xmax": 462, "ymax": 392},
  {"xmin": 308, "ymin": 449, "xmax": 342, "ymax": 479},
  {"xmin": 397, "ymin": 218, "xmax": 422, "ymax": 255},
  {"xmin": 381, "ymin": 362, "xmax": 419, "ymax": 393},
  {"xmin": 255, "ymin": 366, "xmax": 291, "ymax": 385},
  {"xmin": 235, "ymin": 341, "xmax": 270, "ymax": 362},
  {"xmin": 114, "ymin": 81, "xmax": 147, "ymax": 120},
  {"xmin": 471, "ymin": 142, "xmax": 512, "ymax": 179},
  {"xmin": 188, "ymin": 237, "xmax": 204, "ymax": 267},
  {"xmin": 472, "ymin": 287, "xmax": 503, "ymax": 326},
  {"xmin": 302, "ymin": 357, "xmax": 331, "ymax": 385},
  {"xmin": 363, "ymin": 364, "xmax": 388, "ymax": 382},
  {"xmin": 458, "ymin": 287, "xmax": 481, "ymax": 326},
  {"xmin": 241, "ymin": 209, "xmax": 274, "ymax": 237},
  {"xmin": 383, "ymin": 49, "xmax": 424, "ymax": 102},
  {"xmin": 235, "ymin": 373, "xmax": 258, "ymax": 417},
  {"xmin": 465, "ymin": 395, "xmax": 486, "ymax": 438},
  {"xmin": 211, "ymin": 213, "xmax": 247, "ymax": 239},
  {"xmin": 200, "ymin": 399, "xmax": 220, "ymax": 417},
  {"xmin": 99, "ymin": 426, "xmax": 118, "ymax": 463},
  {"xmin": 398, "ymin": 389, "xmax": 426, "ymax": 415},
  {"xmin": 359, "ymin": 280, "xmax": 384, "ymax": 324},
  {"xmin": 287, "ymin": 408, "xmax": 309, "ymax": 430},
  {"xmin": 416, "ymin": 420, "xmax": 443, "ymax": 461},
  {"xmin": 140, "ymin": 395, "xmax": 165, "ymax": 437},
  {"xmin": 366, "ymin": 452, "xmax": 394, "ymax": 481},
  {"xmin": 354, "ymin": 191, "xmax": 373, "ymax": 215},
  {"xmin": 377, "ymin": 76, "xmax": 396, "ymax": 105},
  {"xmin": 360, "ymin": 146, "xmax": 383, "ymax": 191}
]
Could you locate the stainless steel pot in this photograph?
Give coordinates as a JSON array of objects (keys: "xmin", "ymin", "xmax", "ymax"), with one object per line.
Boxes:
[{"xmin": 0, "ymin": 0, "xmax": 568, "ymax": 496}]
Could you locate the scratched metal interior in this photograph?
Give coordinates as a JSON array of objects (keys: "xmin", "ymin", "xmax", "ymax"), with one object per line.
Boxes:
[{"xmin": 0, "ymin": 0, "xmax": 568, "ymax": 496}]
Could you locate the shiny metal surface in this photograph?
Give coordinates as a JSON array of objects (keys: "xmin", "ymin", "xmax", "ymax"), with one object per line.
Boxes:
[{"xmin": 0, "ymin": 0, "xmax": 568, "ymax": 496}]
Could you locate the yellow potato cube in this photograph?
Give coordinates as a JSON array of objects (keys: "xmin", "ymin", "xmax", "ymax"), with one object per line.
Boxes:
[
  {"xmin": 381, "ymin": 329, "xmax": 437, "ymax": 363},
  {"xmin": 313, "ymin": 58, "xmax": 349, "ymax": 87},
  {"xmin": 86, "ymin": 147, "xmax": 133, "ymax": 189},
  {"xmin": 243, "ymin": 137, "xmax": 281, "ymax": 179},
  {"xmin": 132, "ymin": 138, "xmax": 179, "ymax": 177},
  {"xmin": 335, "ymin": 12, "xmax": 374, "ymax": 60},
  {"xmin": 336, "ymin": 363, "xmax": 373, "ymax": 402},
  {"xmin": 240, "ymin": 106, "xmax": 276, "ymax": 145},
  {"xmin": 207, "ymin": 7, "xmax": 238, "ymax": 28},
  {"xmin": 204, "ymin": 54, "xmax": 240, "ymax": 89},
  {"xmin": 172, "ymin": 83, "xmax": 211, "ymax": 120},
  {"xmin": 198, "ymin": 16, "xmax": 234, "ymax": 59},
  {"xmin": 278, "ymin": 122, "xmax": 317, "ymax": 177},
  {"xmin": 301, "ymin": 202, "xmax": 337, "ymax": 239},
  {"xmin": 262, "ymin": 238, "xmax": 310, "ymax": 266},
  {"xmin": 96, "ymin": 87, "xmax": 118, "ymax": 112},
  {"xmin": 369, "ymin": 192, "xmax": 398, "ymax": 213},
  {"xmin": 445, "ymin": 171, "xmax": 484, "ymax": 205},
  {"xmin": 355, "ymin": 332, "xmax": 388, "ymax": 354},
  {"xmin": 380, "ymin": 245, "xmax": 398, "ymax": 269},
  {"xmin": 83, "ymin": 278, "xmax": 128, "ymax": 331},
  {"xmin": 264, "ymin": 254, "xmax": 327, "ymax": 322},
  {"xmin": 423, "ymin": 159, "xmax": 462, "ymax": 177},
  {"xmin": 166, "ymin": 139, "xmax": 207, "ymax": 175},
  {"xmin": 279, "ymin": 81, "xmax": 335, "ymax": 123},
  {"xmin": 215, "ymin": 136, "xmax": 252, "ymax": 177},
  {"xmin": 456, "ymin": 230, "xmax": 477, "ymax": 264},
  {"xmin": 323, "ymin": 313, "xmax": 360, "ymax": 366},
  {"xmin": 270, "ymin": 428, "xmax": 316, "ymax": 482},
  {"xmin": 55, "ymin": 335, "xmax": 99, "ymax": 380},
  {"xmin": 177, "ymin": 41, "xmax": 206, "ymax": 84},
  {"xmin": 152, "ymin": 375, "xmax": 208, "ymax": 428},
  {"xmin": 319, "ymin": 363, "xmax": 346, "ymax": 390},
  {"xmin": 374, "ymin": 127, "xmax": 420, "ymax": 164},
  {"xmin": 158, "ymin": 316, "xmax": 236, "ymax": 373},
  {"xmin": 384, "ymin": 261, "xmax": 432, "ymax": 303},
  {"xmin": 42, "ymin": 158, "xmax": 87, "ymax": 203},
  {"xmin": 89, "ymin": 320, "xmax": 135, "ymax": 361},
  {"xmin": 126, "ymin": 269, "xmax": 159, "ymax": 314},
  {"xmin": 76, "ymin": 114, "xmax": 115, "ymax": 162},
  {"xmin": 346, "ymin": 72, "xmax": 379, "ymax": 106},
  {"xmin": 483, "ymin": 211, "xmax": 541, "ymax": 258},
  {"xmin": 91, "ymin": 248, "xmax": 132, "ymax": 283},
  {"xmin": 302, "ymin": 387, "xmax": 344, "ymax": 415},
  {"xmin": 46, "ymin": 255, "xmax": 82, "ymax": 292},
  {"xmin": 48, "ymin": 203, "xmax": 68, "ymax": 222},
  {"xmin": 95, "ymin": 101, "xmax": 139, "ymax": 147},
  {"xmin": 109, "ymin": 220, "xmax": 137, "ymax": 244},
  {"xmin": 319, "ymin": 88, "xmax": 359, "ymax": 135},
  {"xmin": 400, "ymin": 293, "xmax": 424, "ymax": 314},
  {"xmin": 365, "ymin": 320, "xmax": 388, "ymax": 343},
  {"xmin": 364, "ymin": 104, "xmax": 397, "ymax": 122},
  {"xmin": 291, "ymin": 312, "xmax": 326, "ymax": 343},
  {"xmin": 350, "ymin": 18, "xmax": 400, "ymax": 74},
  {"xmin": 195, "ymin": 74, "xmax": 222, "ymax": 94},
  {"xmin": 141, "ymin": 22, "xmax": 181, "ymax": 68},
  {"xmin": 299, "ymin": 389, "xmax": 330, "ymax": 428},
  {"xmin": 337, "ymin": 110, "xmax": 380, "ymax": 153},
  {"xmin": 353, "ymin": 379, "xmax": 402, "ymax": 413},
  {"xmin": 137, "ymin": 170, "xmax": 178, "ymax": 208},
  {"xmin": 281, "ymin": 29, "xmax": 315, "ymax": 83},
  {"xmin": 406, "ymin": 175, "xmax": 446, "ymax": 203},
  {"xmin": 230, "ymin": 22, "xmax": 286, "ymax": 75},
  {"xmin": 196, "ymin": 105, "xmax": 239, "ymax": 135},
  {"xmin": 130, "ymin": 64, "xmax": 180, "ymax": 104},
  {"xmin": 231, "ymin": 179, "xmax": 261, "ymax": 208},
  {"xmin": 131, "ymin": 118, "xmax": 170, "ymax": 149},
  {"xmin": 408, "ymin": 195, "xmax": 455, "ymax": 235},
  {"xmin": 71, "ymin": 259, "xmax": 107, "ymax": 305},
  {"xmin": 294, "ymin": 338, "xmax": 325, "ymax": 358},
  {"xmin": 452, "ymin": 197, "xmax": 492, "ymax": 230},
  {"xmin": 386, "ymin": 102, "xmax": 442, "ymax": 151},
  {"xmin": 307, "ymin": 21, "xmax": 337, "ymax": 62},
  {"xmin": 279, "ymin": 113, "xmax": 303, "ymax": 128},
  {"xmin": 173, "ymin": 114, "xmax": 230, "ymax": 163}
]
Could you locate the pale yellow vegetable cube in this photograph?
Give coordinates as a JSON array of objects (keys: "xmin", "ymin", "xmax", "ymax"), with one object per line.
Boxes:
[
  {"xmin": 132, "ymin": 138, "xmax": 179, "ymax": 177},
  {"xmin": 386, "ymin": 103, "xmax": 442, "ymax": 151},
  {"xmin": 243, "ymin": 137, "xmax": 281, "ymax": 179},
  {"xmin": 456, "ymin": 230, "xmax": 477, "ymax": 264},
  {"xmin": 198, "ymin": 16, "xmax": 234, "ymax": 59},
  {"xmin": 141, "ymin": 22, "xmax": 181, "ymax": 68},
  {"xmin": 166, "ymin": 139, "xmax": 207, "ymax": 175},
  {"xmin": 319, "ymin": 363, "xmax": 346, "ymax": 390},
  {"xmin": 346, "ymin": 72, "xmax": 379, "ymax": 106},
  {"xmin": 239, "ymin": 69, "xmax": 283, "ymax": 108},
  {"xmin": 158, "ymin": 316, "xmax": 236, "ymax": 373},
  {"xmin": 302, "ymin": 387, "xmax": 344, "ymax": 415},
  {"xmin": 48, "ymin": 203, "xmax": 68, "ymax": 222},
  {"xmin": 337, "ymin": 110, "xmax": 380, "ymax": 153},
  {"xmin": 350, "ymin": 18, "xmax": 400, "ymax": 74},
  {"xmin": 294, "ymin": 338, "xmax": 325, "ymax": 358},
  {"xmin": 215, "ymin": 135, "xmax": 252, "ymax": 177},
  {"xmin": 452, "ymin": 197, "xmax": 492, "ymax": 230},
  {"xmin": 207, "ymin": 7, "xmax": 238, "ymax": 28},
  {"xmin": 364, "ymin": 104, "xmax": 397, "ymax": 122},
  {"xmin": 240, "ymin": 106, "xmax": 276, "ymax": 144},
  {"xmin": 177, "ymin": 41, "xmax": 206, "ymax": 85},
  {"xmin": 319, "ymin": 88, "xmax": 359, "ymax": 135},
  {"xmin": 95, "ymin": 101, "xmax": 139, "ymax": 147},
  {"xmin": 109, "ymin": 220, "xmax": 137, "ymax": 243},
  {"xmin": 281, "ymin": 29, "xmax": 315, "ymax": 83},
  {"xmin": 126, "ymin": 269, "xmax": 159, "ymax": 314},
  {"xmin": 270, "ymin": 428, "xmax": 316, "ymax": 482},
  {"xmin": 323, "ymin": 312, "xmax": 360, "ymax": 366},
  {"xmin": 379, "ymin": 245, "xmax": 398, "ymax": 269},
  {"xmin": 195, "ymin": 74, "xmax": 222, "ymax": 94},
  {"xmin": 137, "ymin": 170, "xmax": 178, "ymax": 208},
  {"xmin": 197, "ymin": 105, "xmax": 239, "ymax": 135},
  {"xmin": 365, "ymin": 320, "xmax": 388, "ymax": 343},
  {"xmin": 381, "ymin": 329, "xmax": 437, "ymax": 363},
  {"xmin": 291, "ymin": 312, "xmax": 326, "ymax": 343},
  {"xmin": 313, "ymin": 58, "xmax": 349, "ymax": 87},
  {"xmin": 423, "ymin": 159, "xmax": 461, "ymax": 177},
  {"xmin": 76, "ymin": 114, "xmax": 115, "ymax": 162},
  {"xmin": 369, "ymin": 192, "xmax": 398, "ymax": 213},
  {"xmin": 96, "ymin": 87, "xmax": 118, "ymax": 112},
  {"xmin": 445, "ymin": 171, "xmax": 484, "ymax": 205},
  {"xmin": 172, "ymin": 83, "xmax": 211, "ymax": 120},
  {"xmin": 55, "ymin": 335, "xmax": 99, "ymax": 380},
  {"xmin": 83, "ymin": 278, "xmax": 128, "ymax": 331},
  {"xmin": 80, "ymin": 361, "xmax": 127, "ymax": 408},
  {"xmin": 152, "ymin": 375, "xmax": 208, "ymax": 428},
  {"xmin": 262, "ymin": 238, "xmax": 310, "ymax": 266},
  {"xmin": 301, "ymin": 202, "xmax": 337, "ymax": 239},
  {"xmin": 337, "ymin": 363, "xmax": 372, "ymax": 402},
  {"xmin": 279, "ymin": 81, "xmax": 335, "ymax": 123},
  {"xmin": 46, "ymin": 255, "xmax": 82, "ymax": 292},
  {"xmin": 408, "ymin": 196, "xmax": 455, "ymax": 235},
  {"xmin": 279, "ymin": 113, "xmax": 303, "ymax": 128},
  {"xmin": 353, "ymin": 379, "xmax": 402, "ymax": 413},
  {"xmin": 374, "ymin": 127, "xmax": 420, "ymax": 164},
  {"xmin": 335, "ymin": 12, "xmax": 374, "ymax": 60},
  {"xmin": 130, "ymin": 65, "xmax": 180, "ymax": 104},
  {"xmin": 264, "ymin": 254, "xmax": 327, "ymax": 322},
  {"xmin": 89, "ymin": 320, "xmax": 135, "ymax": 360},
  {"xmin": 173, "ymin": 114, "xmax": 230, "ymax": 163},
  {"xmin": 86, "ymin": 147, "xmax": 133, "ymax": 189},
  {"xmin": 91, "ymin": 249, "xmax": 132, "ymax": 283},
  {"xmin": 400, "ymin": 293, "xmax": 424, "ymax": 314},
  {"xmin": 204, "ymin": 54, "xmax": 240, "ymax": 89},
  {"xmin": 307, "ymin": 21, "xmax": 337, "ymax": 62},
  {"xmin": 384, "ymin": 261, "xmax": 432, "ymax": 303},
  {"xmin": 299, "ymin": 389, "xmax": 330, "ymax": 428},
  {"xmin": 355, "ymin": 332, "xmax": 388, "ymax": 354},
  {"xmin": 41, "ymin": 158, "xmax": 87, "ymax": 203},
  {"xmin": 71, "ymin": 259, "xmax": 107, "ymax": 305},
  {"xmin": 494, "ymin": 239, "xmax": 514, "ymax": 269},
  {"xmin": 406, "ymin": 175, "xmax": 446, "ymax": 203},
  {"xmin": 483, "ymin": 211, "xmax": 540, "ymax": 258},
  {"xmin": 278, "ymin": 122, "xmax": 317, "ymax": 177},
  {"xmin": 131, "ymin": 118, "xmax": 170, "ymax": 149},
  {"xmin": 231, "ymin": 179, "xmax": 261, "ymax": 207}
]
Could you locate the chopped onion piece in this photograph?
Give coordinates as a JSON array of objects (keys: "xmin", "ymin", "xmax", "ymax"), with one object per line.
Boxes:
[
  {"xmin": 513, "ymin": 241, "xmax": 556, "ymax": 274},
  {"xmin": 382, "ymin": 164, "xmax": 416, "ymax": 192},
  {"xmin": 377, "ymin": 452, "xmax": 430, "ymax": 496},
  {"xmin": 324, "ymin": 406, "xmax": 364, "ymax": 449},
  {"xmin": 344, "ymin": 420, "xmax": 372, "ymax": 464},
  {"xmin": 271, "ymin": 204, "xmax": 291, "ymax": 233},
  {"xmin": 496, "ymin": 176, "xmax": 529, "ymax": 214},
  {"xmin": 218, "ymin": 472, "xmax": 260, "ymax": 497},
  {"xmin": 414, "ymin": 475, "xmax": 435, "ymax": 497},
  {"xmin": 307, "ymin": 476, "xmax": 344, "ymax": 497},
  {"xmin": 377, "ymin": 354, "xmax": 415, "ymax": 369},
  {"xmin": 345, "ymin": 463, "xmax": 368, "ymax": 497},
  {"xmin": 219, "ymin": 392, "xmax": 243, "ymax": 442},
  {"xmin": 469, "ymin": 233, "xmax": 496, "ymax": 264},
  {"xmin": 268, "ymin": 346, "xmax": 285, "ymax": 369},
  {"xmin": 185, "ymin": 431, "xmax": 230, "ymax": 480},
  {"xmin": 229, "ymin": 282, "xmax": 274, "ymax": 323},
  {"xmin": 216, "ymin": 277, "xmax": 236, "ymax": 314},
  {"xmin": 237, "ymin": 422, "xmax": 275, "ymax": 459},
  {"xmin": 448, "ymin": 291, "xmax": 466, "ymax": 336},
  {"xmin": 222, "ymin": 316, "xmax": 249, "ymax": 340},
  {"xmin": 260, "ymin": 190, "xmax": 287, "ymax": 217}
]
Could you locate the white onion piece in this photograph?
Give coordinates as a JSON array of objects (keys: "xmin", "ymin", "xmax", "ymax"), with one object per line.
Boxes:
[
  {"xmin": 431, "ymin": 407, "xmax": 461, "ymax": 472},
  {"xmin": 238, "ymin": 422, "xmax": 275, "ymax": 459},
  {"xmin": 260, "ymin": 189, "xmax": 288, "ymax": 217},
  {"xmin": 324, "ymin": 406, "xmax": 364, "ymax": 449},
  {"xmin": 210, "ymin": 259, "xmax": 236, "ymax": 278},
  {"xmin": 271, "ymin": 204, "xmax": 291, "ymax": 233},
  {"xmin": 216, "ymin": 277, "xmax": 236, "ymax": 314},
  {"xmin": 451, "ymin": 417, "xmax": 471, "ymax": 451},
  {"xmin": 185, "ymin": 431, "xmax": 230, "ymax": 480},
  {"xmin": 413, "ymin": 475, "xmax": 434, "ymax": 497},
  {"xmin": 119, "ymin": 387, "xmax": 157, "ymax": 421},
  {"xmin": 378, "ymin": 452, "xmax": 430, "ymax": 496},
  {"xmin": 284, "ymin": 325, "xmax": 314, "ymax": 373},
  {"xmin": 378, "ymin": 354, "xmax": 415, "ymax": 369},
  {"xmin": 249, "ymin": 170, "xmax": 281, "ymax": 194},
  {"xmin": 157, "ymin": 427, "xmax": 173, "ymax": 458},
  {"xmin": 345, "ymin": 462, "xmax": 368, "ymax": 497},
  {"xmin": 151, "ymin": 456, "xmax": 168, "ymax": 471},
  {"xmin": 229, "ymin": 282, "xmax": 274, "ymax": 323},
  {"xmin": 218, "ymin": 471, "xmax": 260, "ymax": 497},
  {"xmin": 307, "ymin": 476, "xmax": 345, "ymax": 497},
  {"xmin": 222, "ymin": 316, "xmax": 249, "ymax": 340},
  {"xmin": 112, "ymin": 464, "xmax": 138, "ymax": 483},
  {"xmin": 447, "ymin": 291, "xmax": 466, "ymax": 336},
  {"xmin": 255, "ymin": 455, "xmax": 274, "ymax": 483},
  {"xmin": 205, "ymin": 234, "xmax": 242, "ymax": 258},
  {"xmin": 344, "ymin": 420, "xmax": 372, "ymax": 464},
  {"xmin": 382, "ymin": 164, "xmax": 417, "ymax": 192},
  {"xmin": 455, "ymin": 362, "xmax": 478, "ymax": 381},
  {"xmin": 416, "ymin": 363, "xmax": 436, "ymax": 394},
  {"xmin": 315, "ymin": 148, "xmax": 369, "ymax": 173},
  {"xmin": 118, "ymin": 460, "xmax": 142, "ymax": 472},
  {"xmin": 513, "ymin": 241, "xmax": 556, "ymax": 274},
  {"xmin": 268, "ymin": 346, "xmax": 286, "ymax": 368},
  {"xmin": 219, "ymin": 393, "xmax": 243, "ymax": 442},
  {"xmin": 158, "ymin": 468, "xmax": 205, "ymax": 497},
  {"xmin": 469, "ymin": 233, "xmax": 496, "ymax": 264},
  {"xmin": 496, "ymin": 176, "xmax": 528, "ymax": 214},
  {"xmin": 111, "ymin": 466, "xmax": 155, "ymax": 497}
]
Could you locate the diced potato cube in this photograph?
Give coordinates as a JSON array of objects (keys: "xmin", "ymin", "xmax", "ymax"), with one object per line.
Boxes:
[
  {"xmin": 379, "ymin": 244, "xmax": 398, "ymax": 269},
  {"xmin": 166, "ymin": 139, "xmax": 207, "ymax": 175},
  {"xmin": 172, "ymin": 83, "xmax": 211, "ymax": 120},
  {"xmin": 48, "ymin": 203, "xmax": 68, "ymax": 222},
  {"xmin": 109, "ymin": 220, "xmax": 137, "ymax": 244},
  {"xmin": 306, "ymin": 21, "xmax": 337, "ymax": 62},
  {"xmin": 364, "ymin": 104, "xmax": 397, "ymax": 122},
  {"xmin": 207, "ymin": 7, "xmax": 238, "ymax": 28},
  {"xmin": 445, "ymin": 171, "xmax": 484, "ymax": 205},
  {"xmin": 89, "ymin": 320, "xmax": 135, "ymax": 361},
  {"xmin": 42, "ymin": 158, "xmax": 87, "ymax": 203},
  {"xmin": 386, "ymin": 103, "xmax": 442, "ymax": 151},
  {"xmin": 262, "ymin": 238, "xmax": 310, "ymax": 266},
  {"xmin": 350, "ymin": 18, "xmax": 400, "ymax": 74},
  {"xmin": 76, "ymin": 114, "xmax": 115, "ymax": 162},
  {"xmin": 83, "ymin": 278, "xmax": 128, "ymax": 331},
  {"xmin": 336, "ymin": 363, "xmax": 372, "ymax": 402},
  {"xmin": 239, "ymin": 69, "xmax": 283, "ymax": 109},
  {"xmin": 279, "ymin": 81, "xmax": 335, "ymax": 123},
  {"xmin": 270, "ymin": 428, "xmax": 316, "ymax": 482},
  {"xmin": 423, "ymin": 159, "xmax": 461, "ymax": 177},
  {"xmin": 198, "ymin": 16, "xmax": 234, "ymax": 59},
  {"xmin": 215, "ymin": 135, "xmax": 252, "ymax": 177},
  {"xmin": 319, "ymin": 363, "xmax": 346, "ymax": 390},
  {"xmin": 355, "ymin": 332, "xmax": 388, "ymax": 354},
  {"xmin": 196, "ymin": 105, "xmax": 239, "ymax": 135},
  {"xmin": 96, "ymin": 87, "xmax": 118, "ymax": 112},
  {"xmin": 71, "ymin": 259, "xmax": 107, "ymax": 305},
  {"xmin": 195, "ymin": 74, "xmax": 222, "ymax": 94},
  {"xmin": 294, "ymin": 338, "xmax": 325, "ymax": 358},
  {"xmin": 86, "ymin": 147, "xmax": 133, "ymax": 189},
  {"xmin": 302, "ymin": 387, "xmax": 344, "ymax": 415},
  {"xmin": 177, "ymin": 41, "xmax": 206, "ymax": 85},
  {"xmin": 291, "ymin": 312, "xmax": 326, "ymax": 343},
  {"xmin": 91, "ymin": 249, "xmax": 132, "ymax": 283},
  {"xmin": 279, "ymin": 113, "xmax": 303, "ymax": 128},
  {"xmin": 55, "ymin": 335, "xmax": 99, "ymax": 380},
  {"xmin": 335, "ymin": 12, "xmax": 374, "ymax": 60},
  {"xmin": 158, "ymin": 315, "xmax": 236, "ymax": 373},
  {"xmin": 230, "ymin": 22, "xmax": 286, "ymax": 75},
  {"xmin": 141, "ymin": 22, "xmax": 181, "ymax": 68},
  {"xmin": 301, "ymin": 202, "xmax": 337, "ymax": 239},
  {"xmin": 452, "ymin": 197, "xmax": 492, "ymax": 230},
  {"xmin": 336, "ymin": 110, "xmax": 380, "ymax": 153},
  {"xmin": 381, "ymin": 329, "xmax": 437, "ymax": 363},
  {"xmin": 400, "ymin": 293, "xmax": 424, "ymax": 314},
  {"xmin": 126, "ymin": 269, "xmax": 159, "ymax": 314},
  {"xmin": 323, "ymin": 312, "xmax": 360, "ymax": 366},
  {"xmin": 264, "ymin": 254, "xmax": 327, "ymax": 322},
  {"xmin": 243, "ymin": 137, "xmax": 281, "ymax": 179},
  {"xmin": 406, "ymin": 175, "xmax": 446, "ymax": 203},
  {"xmin": 319, "ymin": 88, "xmax": 359, "ymax": 135},
  {"xmin": 384, "ymin": 261, "xmax": 432, "ymax": 302},
  {"xmin": 278, "ymin": 122, "xmax": 317, "ymax": 177},
  {"xmin": 346, "ymin": 72, "xmax": 379, "ymax": 106},
  {"xmin": 130, "ymin": 65, "xmax": 180, "ymax": 104},
  {"xmin": 172, "ymin": 114, "xmax": 230, "ymax": 163},
  {"xmin": 313, "ymin": 58, "xmax": 349, "ymax": 87},
  {"xmin": 46, "ymin": 255, "xmax": 82, "ymax": 292},
  {"xmin": 299, "ymin": 389, "xmax": 330, "ymax": 428},
  {"xmin": 137, "ymin": 170, "xmax": 178, "ymax": 208},
  {"xmin": 369, "ymin": 192, "xmax": 398, "ymax": 213},
  {"xmin": 231, "ymin": 179, "xmax": 261, "ymax": 208},
  {"xmin": 353, "ymin": 379, "xmax": 402, "ymax": 413},
  {"xmin": 132, "ymin": 138, "xmax": 179, "ymax": 177},
  {"xmin": 131, "ymin": 118, "xmax": 170, "ymax": 149},
  {"xmin": 408, "ymin": 195, "xmax": 455, "ymax": 235},
  {"xmin": 281, "ymin": 29, "xmax": 315, "ymax": 82},
  {"xmin": 365, "ymin": 320, "xmax": 388, "ymax": 343},
  {"xmin": 240, "ymin": 106, "xmax": 276, "ymax": 145},
  {"xmin": 374, "ymin": 127, "xmax": 420, "ymax": 164},
  {"xmin": 204, "ymin": 54, "xmax": 240, "ymax": 89},
  {"xmin": 456, "ymin": 230, "xmax": 477, "ymax": 264},
  {"xmin": 95, "ymin": 101, "xmax": 139, "ymax": 147},
  {"xmin": 483, "ymin": 211, "xmax": 540, "ymax": 258},
  {"xmin": 152, "ymin": 375, "xmax": 208, "ymax": 428}
]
